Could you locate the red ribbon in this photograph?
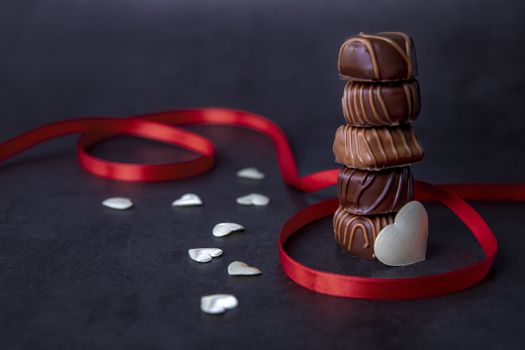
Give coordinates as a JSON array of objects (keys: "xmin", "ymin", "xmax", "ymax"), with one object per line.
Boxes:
[{"xmin": 1, "ymin": 108, "xmax": 523, "ymax": 299}]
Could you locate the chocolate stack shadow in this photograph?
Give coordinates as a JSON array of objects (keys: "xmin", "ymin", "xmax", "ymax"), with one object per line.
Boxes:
[{"xmin": 332, "ymin": 32, "xmax": 425, "ymax": 260}]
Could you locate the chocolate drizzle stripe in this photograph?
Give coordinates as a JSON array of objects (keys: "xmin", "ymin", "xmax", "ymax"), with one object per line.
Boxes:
[
  {"xmin": 359, "ymin": 84, "xmax": 366, "ymax": 124},
  {"xmin": 353, "ymin": 172, "xmax": 364, "ymax": 204},
  {"xmin": 375, "ymin": 85, "xmax": 392, "ymax": 123},
  {"xmin": 344, "ymin": 167, "xmax": 354, "ymax": 203},
  {"xmin": 342, "ymin": 213, "xmax": 358, "ymax": 251},
  {"xmin": 356, "ymin": 171, "xmax": 374, "ymax": 205},
  {"xmin": 350, "ymin": 86, "xmax": 356, "ymax": 123},
  {"xmin": 335, "ymin": 207, "xmax": 344, "ymax": 239},
  {"xmin": 352, "ymin": 217, "xmax": 370, "ymax": 249},
  {"xmin": 368, "ymin": 85, "xmax": 380, "ymax": 121},
  {"xmin": 368, "ymin": 170, "xmax": 394, "ymax": 213},
  {"xmin": 358, "ymin": 84, "xmax": 365, "ymax": 124},
  {"xmin": 404, "ymin": 133, "xmax": 414, "ymax": 156},
  {"xmin": 399, "ymin": 129, "xmax": 414, "ymax": 156},
  {"xmin": 343, "ymin": 88, "xmax": 353, "ymax": 124},
  {"xmin": 383, "ymin": 128, "xmax": 399, "ymax": 161},
  {"xmin": 360, "ymin": 128, "xmax": 378, "ymax": 167},
  {"xmin": 343, "ymin": 129, "xmax": 354, "ymax": 162},
  {"xmin": 345, "ymin": 220, "xmax": 356, "ymax": 249},
  {"xmin": 342, "ymin": 213, "xmax": 352, "ymax": 247},
  {"xmin": 354, "ymin": 84, "xmax": 363, "ymax": 124},
  {"xmin": 348, "ymin": 168, "xmax": 355, "ymax": 196},
  {"xmin": 343, "ymin": 126, "xmax": 350, "ymax": 163},
  {"xmin": 346, "ymin": 87, "xmax": 353, "ymax": 124},
  {"xmin": 392, "ymin": 168, "xmax": 405, "ymax": 208},
  {"xmin": 358, "ymin": 223, "xmax": 370, "ymax": 248},
  {"xmin": 350, "ymin": 84, "xmax": 357, "ymax": 123},
  {"xmin": 342, "ymin": 126, "xmax": 349, "ymax": 162},
  {"xmin": 372, "ymin": 128, "xmax": 388, "ymax": 163},
  {"xmin": 359, "ymin": 84, "xmax": 367, "ymax": 124},
  {"xmin": 348, "ymin": 127, "xmax": 356, "ymax": 165},
  {"xmin": 356, "ymin": 128, "xmax": 366, "ymax": 166},
  {"xmin": 345, "ymin": 168, "xmax": 353, "ymax": 199}
]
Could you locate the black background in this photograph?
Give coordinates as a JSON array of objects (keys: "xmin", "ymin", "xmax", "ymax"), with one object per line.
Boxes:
[{"xmin": 1, "ymin": 0, "xmax": 525, "ymax": 349}]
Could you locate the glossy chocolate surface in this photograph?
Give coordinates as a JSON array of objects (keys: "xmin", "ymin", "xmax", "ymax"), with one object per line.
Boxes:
[
  {"xmin": 338, "ymin": 166, "xmax": 414, "ymax": 215},
  {"xmin": 338, "ymin": 32, "xmax": 417, "ymax": 81},
  {"xmin": 342, "ymin": 80, "xmax": 420, "ymax": 127},
  {"xmin": 333, "ymin": 124, "xmax": 424, "ymax": 170}
]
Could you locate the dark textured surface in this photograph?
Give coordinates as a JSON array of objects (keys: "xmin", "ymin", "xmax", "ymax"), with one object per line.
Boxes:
[{"xmin": 1, "ymin": 1, "xmax": 525, "ymax": 349}]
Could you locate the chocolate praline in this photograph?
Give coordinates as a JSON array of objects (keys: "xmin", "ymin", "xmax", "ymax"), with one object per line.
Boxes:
[
  {"xmin": 338, "ymin": 32, "xmax": 418, "ymax": 82},
  {"xmin": 342, "ymin": 80, "xmax": 420, "ymax": 127},
  {"xmin": 332, "ymin": 124, "xmax": 424, "ymax": 170},
  {"xmin": 338, "ymin": 166, "xmax": 414, "ymax": 215}
]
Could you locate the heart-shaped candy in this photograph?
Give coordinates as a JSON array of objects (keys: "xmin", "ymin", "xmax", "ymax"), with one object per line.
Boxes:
[
  {"xmin": 201, "ymin": 294, "xmax": 238, "ymax": 314},
  {"xmin": 172, "ymin": 193, "xmax": 203, "ymax": 207},
  {"xmin": 236, "ymin": 193, "xmax": 270, "ymax": 206},
  {"xmin": 188, "ymin": 248, "xmax": 223, "ymax": 263},
  {"xmin": 102, "ymin": 197, "xmax": 133, "ymax": 210},
  {"xmin": 212, "ymin": 223, "xmax": 245, "ymax": 237},
  {"xmin": 227, "ymin": 261, "xmax": 262, "ymax": 276},
  {"xmin": 236, "ymin": 167, "xmax": 265, "ymax": 180},
  {"xmin": 374, "ymin": 201, "xmax": 428, "ymax": 266}
]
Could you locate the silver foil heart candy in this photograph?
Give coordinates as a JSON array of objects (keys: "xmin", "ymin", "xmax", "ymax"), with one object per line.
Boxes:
[
  {"xmin": 188, "ymin": 248, "xmax": 223, "ymax": 263},
  {"xmin": 102, "ymin": 197, "xmax": 133, "ymax": 210},
  {"xmin": 212, "ymin": 223, "xmax": 245, "ymax": 237},
  {"xmin": 236, "ymin": 193, "xmax": 270, "ymax": 206},
  {"xmin": 200, "ymin": 294, "xmax": 238, "ymax": 314},
  {"xmin": 227, "ymin": 261, "xmax": 262, "ymax": 276},
  {"xmin": 172, "ymin": 193, "xmax": 203, "ymax": 207},
  {"xmin": 374, "ymin": 201, "xmax": 428, "ymax": 266},
  {"xmin": 236, "ymin": 167, "xmax": 265, "ymax": 180}
]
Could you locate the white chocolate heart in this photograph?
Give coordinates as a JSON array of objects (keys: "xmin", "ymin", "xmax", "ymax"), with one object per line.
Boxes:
[
  {"xmin": 102, "ymin": 197, "xmax": 133, "ymax": 210},
  {"xmin": 172, "ymin": 193, "xmax": 203, "ymax": 207},
  {"xmin": 201, "ymin": 294, "xmax": 238, "ymax": 314},
  {"xmin": 236, "ymin": 167, "xmax": 265, "ymax": 180},
  {"xmin": 188, "ymin": 248, "xmax": 223, "ymax": 263},
  {"xmin": 212, "ymin": 223, "xmax": 245, "ymax": 237},
  {"xmin": 228, "ymin": 261, "xmax": 262, "ymax": 276},
  {"xmin": 374, "ymin": 201, "xmax": 428, "ymax": 266},
  {"xmin": 236, "ymin": 193, "xmax": 270, "ymax": 206}
]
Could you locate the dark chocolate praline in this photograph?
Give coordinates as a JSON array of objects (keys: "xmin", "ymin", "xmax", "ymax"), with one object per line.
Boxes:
[
  {"xmin": 338, "ymin": 32, "xmax": 418, "ymax": 82},
  {"xmin": 338, "ymin": 166, "xmax": 414, "ymax": 215}
]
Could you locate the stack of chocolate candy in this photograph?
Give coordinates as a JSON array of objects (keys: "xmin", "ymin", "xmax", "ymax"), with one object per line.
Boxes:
[{"xmin": 332, "ymin": 32, "xmax": 425, "ymax": 260}]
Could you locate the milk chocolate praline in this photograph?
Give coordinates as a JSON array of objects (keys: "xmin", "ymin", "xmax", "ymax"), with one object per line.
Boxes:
[
  {"xmin": 338, "ymin": 166, "xmax": 414, "ymax": 215},
  {"xmin": 342, "ymin": 80, "xmax": 420, "ymax": 127},
  {"xmin": 333, "ymin": 206, "xmax": 395, "ymax": 260},
  {"xmin": 338, "ymin": 32, "xmax": 418, "ymax": 82},
  {"xmin": 332, "ymin": 124, "xmax": 424, "ymax": 170}
]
